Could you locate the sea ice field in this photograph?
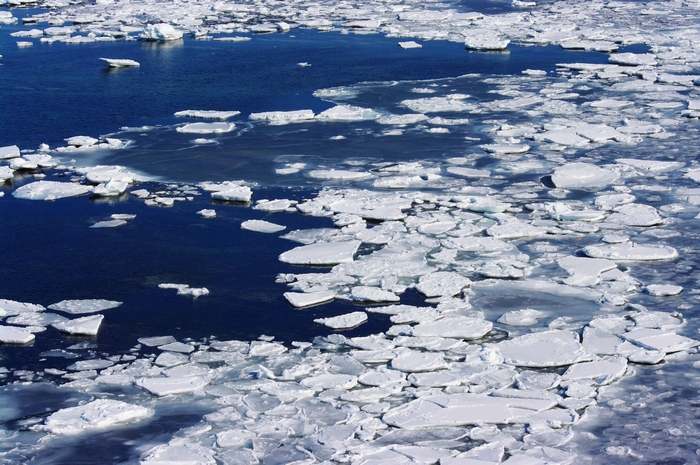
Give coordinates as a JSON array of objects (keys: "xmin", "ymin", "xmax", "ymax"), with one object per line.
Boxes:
[{"xmin": 3, "ymin": 0, "xmax": 700, "ymax": 463}]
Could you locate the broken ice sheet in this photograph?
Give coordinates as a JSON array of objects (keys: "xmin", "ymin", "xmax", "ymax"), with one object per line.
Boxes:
[{"xmin": 47, "ymin": 299, "xmax": 122, "ymax": 314}]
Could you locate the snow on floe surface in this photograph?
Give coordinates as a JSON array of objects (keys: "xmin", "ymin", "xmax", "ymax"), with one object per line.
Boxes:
[
  {"xmin": 35, "ymin": 399, "xmax": 153, "ymax": 435},
  {"xmin": 12, "ymin": 181, "xmax": 93, "ymax": 200},
  {"xmin": 51, "ymin": 314, "xmax": 104, "ymax": 336},
  {"xmin": 176, "ymin": 122, "xmax": 235, "ymax": 134},
  {"xmin": 9, "ymin": 0, "xmax": 700, "ymax": 462},
  {"xmin": 0, "ymin": 325, "xmax": 35, "ymax": 344},
  {"xmin": 47, "ymin": 299, "xmax": 122, "ymax": 314}
]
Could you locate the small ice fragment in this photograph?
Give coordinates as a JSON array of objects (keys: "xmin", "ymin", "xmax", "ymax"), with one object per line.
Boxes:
[
  {"xmin": 36, "ymin": 399, "xmax": 152, "ymax": 435},
  {"xmin": 314, "ymin": 311, "xmax": 368, "ymax": 329},
  {"xmin": 300, "ymin": 373, "xmax": 358, "ymax": 390},
  {"xmin": 645, "ymin": 284, "xmax": 683, "ymax": 296},
  {"xmin": 99, "ymin": 58, "xmax": 139, "ymax": 67},
  {"xmin": 158, "ymin": 341, "xmax": 194, "ymax": 353},
  {"xmin": 279, "ymin": 240, "xmax": 361, "ymax": 265},
  {"xmin": 284, "ymin": 290, "xmax": 335, "ymax": 308},
  {"xmin": 465, "ymin": 36, "xmax": 509, "ymax": 51},
  {"xmin": 398, "ymin": 41, "xmax": 422, "ymax": 49},
  {"xmin": 174, "ymin": 110, "xmax": 240, "ymax": 120},
  {"xmin": 197, "ymin": 209, "xmax": 216, "ymax": 218},
  {"xmin": 52, "ymin": 315, "xmax": 104, "ymax": 336},
  {"xmin": 48, "ymin": 299, "xmax": 122, "ymax": 314},
  {"xmin": 90, "ymin": 220, "xmax": 127, "ymax": 228},
  {"xmin": 111, "ymin": 214, "xmax": 136, "ymax": 220},
  {"xmin": 241, "ymin": 219, "xmax": 286, "ymax": 233},
  {"xmin": 297, "ymin": 62, "xmax": 311, "ymax": 67},
  {"xmin": 176, "ymin": 122, "xmax": 235, "ymax": 134},
  {"xmin": 308, "ymin": 169, "xmax": 372, "ymax": 181},
  {"xmin": 138, "ymin": 336, "xmax": 176, "ymax": 347},
  {"xmin": 210, "ymin": 185, "xmax": 252, "ymax": 202},
  {"xmin": 0, "ymin": 325, "xmax": 36, "ymax": 344}
]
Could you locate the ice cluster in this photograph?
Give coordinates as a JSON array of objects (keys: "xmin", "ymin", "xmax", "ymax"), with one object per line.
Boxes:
[{"xmin": 4, "ymin": 0, "xmax": 700, "ymax": 462}]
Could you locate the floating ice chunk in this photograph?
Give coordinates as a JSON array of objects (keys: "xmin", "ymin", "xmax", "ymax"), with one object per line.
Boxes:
[
  {"xmin": 314, "ymin": 311, "xmax": 368, "ymax": 329},
  {"xmin": 465, "ymin": 35, "xmax": 510, "ymax": 51},
  {"xmin": 17, "ymin": 41, "xmax": 33, "ymax": 48},
  {"xmin": 75, "ymin": 165, "xmax": 140, "ymax": 184},
  {"xmin": 595, "ymin": 193, "xmax": 635, "ymax": 209},
  {"xmin": 575, "ymin": 123, "xmax": 623, "ymax": 142},
  {"xmin": 300, "ymin": 373, "xmax": 358, "ymax": 390},
  {"xmin": 446, "ymin": 167, "xmax": 490, "ymax": 178},
  {"xmin": 350, "ymin": 286, "xmax": 400, "ymax": 302},
  {"xmin": 562, "ymin": 357, "xmax": 628, "ymax": 384},
  {"xmin": 92, "ymin": 179, "xmax": 130, "ymax": 197},
  {"xmin": 487, "ymin": 222, "xmax": 547, "ymax": 240},
  {"xmin": 284, "ymin": 290, "xmax": 335, "ymax": 307},
  {"xmin": 608, "ymin": 204, "xmax": 663, "ymax": 227},
  {"xmin": 0, "ymin": 325, "xmax": 35, "ymax": 344},
  {"xmin": 315, "ymin": 105, "xmax": 380, "ymax": 121},
  {"xmin": 481, "ymin": 144, "xmax": 531, "ymax": 154},
  {"xmin": 0, "ymin": 145, "xmax": 20, "ymax": 160},
  {"xmin": 0, "ymin": 166, "xmax": 15, "ymax": 182},
  {"xmin": 279, "ymin": 240, "xmax": 361, "ymax": 265},
  {"xmin": 401, "ymin": 96, "xmax": 474, "ymax": 113},
  {"xmin": 65, "ymin": 135, "xmax": 98, "ymax": 147},
  {"xmin": 99, "ymin": 57, "xmax": 139, "ymax": 67},
  {"xmin": 176, "ymin": 122, "xmax": 235, "ymax": 134},
  {"xmin": 13, "ymin": 181, "xmax": 93, "ymax": 200},
  {"xmin": 37, "ymin": 399, "xmax": 152, "ymax": 435},
  {"xmin": 0, "ymin": 299, "xmax": 45, "ymax": 316},
  {"xmin": 391, "ymin": 350, "xmax": 448, "ymax": 373},
  {"xmin": 557, "ymin": 256, "xmax": 617, "ymax": 287},
  {"xmin": 550, "ymin": 163, "xmax": 618, "ymax": 189},
  {"xmin": 193, "ymin": 209, "xmax": 215, "ymax": 219},
  {"xmin": 135, "ymin": 375, "xmax": 211, "ymax": 396},
  {"xmin": 254, "ymin": 199, "xmax": 295, "ymax": 211},
  {"xmin": 398, "ymin": 41, "xmax": 422, "ymax": 49},
  {"xmin": 645, "ymin": 284, "xmax": 683, "ymax": 296},
  {"xmin": 241, "ymin": 219, "xmax": 285, "ymax": 233},
  {"xmin": 48, "ymin": 299, "xmax": 122, "ymax": 314},
  {"xmin": 377, "ymin": 113, "xmax": 428, "ymax": 125},
  {"xmin": 608, "ymin": 53, "xmax": 657, "ymax": 66},
  {"xmin": 141, "ymin": 23, "xmax": 183, "ymax": 41},
  {"xmin": 415, "ymin": 271, "xmax": 471, "ymax": 298},
  {"xmin": 580, "ymin": 242, "xmax": 678, "ymax": 261},
  {"xmin": 174, "ymin": 110, "xmax": 240, "ymax": 120},
  {"xmin": 616, "ymin": 158, "xmax": 685, "ymax": 173},
  {"xmin": 52, "ymin": 314, "xmax": 104, "ymax": 336},
  {"xmin": 139, "ymin": 336, "xmax": 176, "ymax": 347},
  {"xmin": 249, "ymin": 110, "xmax": 314, "ymax": 124},
  {"xmin": 140, "ymin": 443, "xmax": 216, "ymax": 465},
  {"xmin": 210, "ymin": 185, "xmax": 252, "ymax": 202},
  {"xmin": 159, "ymin": 341, "xmax": 194, "ymax": 353},
  {"xmin": 410, "ymin": 316, "xmax": 492, "ymax": 340},
  {"xmin": 534, "ymin": 129, "xmax": 590, "ymax": 147},
  {"xmin": 497, "ymin": 309, "xmax": 547, "ymax": 326},
  {"xmin": 494, "ymin": 330, "xmax": 591, "ymax": 368},
  {"xmin": 622, "ymin": 328, "xmax": 700, "ymax": 354},
  {"xmin": 308, "ymin": 169, "xmax": 372, "ymax": 181}
]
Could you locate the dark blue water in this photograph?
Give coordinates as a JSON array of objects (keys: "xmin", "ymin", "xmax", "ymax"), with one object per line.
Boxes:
[{"xmin": 0, "ymin": 8, "xmax": 612, "ymax": 150}]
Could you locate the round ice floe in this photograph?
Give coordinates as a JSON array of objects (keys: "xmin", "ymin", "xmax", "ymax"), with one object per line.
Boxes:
[
  {"xmin": 608, "ymin": 204, "xmax": 663, "ymax": 227},
  {"xmin": 0, "ymin": 325, "xmax": 36, "ymax": 344},
  {"xmin": 176, "ymin": 122, "xmax": 235, "ymax": 134},
  {"xmin": 550, "ymin": 163, "xmax": 618, "ymax": 189},
  {"xmin": 494, "ymin": 330, "xmax": 591, "ymax": 368},
  {"xmin": 37, "ymin": 399, "xmax": 153, "ymax": 435},
  {"xmin": 13, "ymin": 181, "xmax": 93, "ymax": 200},
  {"xmin": 314, "ymin": 311, "xmax": 368, "ymax": 329},
  {"xmin": 48, "ymin": 299, "xmax": 122, "ymax": 314},
  {"xmin": 580, "ymin": 242, "xmax": 678, "ymax": 261},
  {"xmin": 279, "ymin": 240, "xmax": 361, "ymax": 266},
  {"xmin": 415, "ymin": 271, "xmax": 471, "ymax": 298},
  {"xmin": 51, "ymin": 314, "xmax": 104, "ymax": 336},
  {"xmin": 497, "ymin": 309, "xmax": 547, "ymax": 327}
]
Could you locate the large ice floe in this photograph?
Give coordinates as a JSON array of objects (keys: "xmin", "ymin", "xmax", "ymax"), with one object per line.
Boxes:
[{"xmin": 5, "ymin": 0, "xmax": 700, "ymax": 463}]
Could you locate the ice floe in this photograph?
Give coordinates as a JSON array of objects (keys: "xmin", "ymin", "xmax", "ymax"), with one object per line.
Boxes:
[
  {"xmin": 99, "ymin": 57, "xmax": 139, "ymax": 67},
  {"xmin": 47, "ymin": 299, "xmax": 122, "ymax": 314},
  {"xmin": 35, "ymin": 399, "xmax": 153, "ymax": 435}
]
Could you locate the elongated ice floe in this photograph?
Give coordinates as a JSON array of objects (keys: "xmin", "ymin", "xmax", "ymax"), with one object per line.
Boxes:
[
  {"xmin": 48, "ymin": 299, "xmax": 122, "ymax": 314},
  {"xmin": 0, "ymin": 325, "xmax": 36, "ymax": 344},
  {"xmin": 279, "ymin": 240, "xmax": 361, "ymax": 265},
  {"xmin": 176, "ymin": 122, "xmax": 235, "ymax": 134},
  {"xmin": 99, "ymin": 57, "xmax": 139, "ymax": 67},
  {"xmin": 13, "ymin": 181, "xmax": 93, "ymax": 200},
  {"xmin": 580, "ymin": 242, "xmax": 678, "ymax": 261},
  {"xmin": 174, "ymin": 110, "xmax": 240, "ymax": 120},
  {"xmin": 314, "ymin": 311, "xmax": 368, "ymax": 329},
  {"xmin": 241, "ymin": 219, "xmax": 286, "ymax": 233},
  {"xmin": 51, "ymin": 314, "xmax": 104, "ymax": 336}
]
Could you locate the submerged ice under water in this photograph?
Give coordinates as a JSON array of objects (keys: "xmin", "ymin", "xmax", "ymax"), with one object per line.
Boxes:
[{"xmin": 3, "ymin": 0, "xmax": 700, "ymax": 463}]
